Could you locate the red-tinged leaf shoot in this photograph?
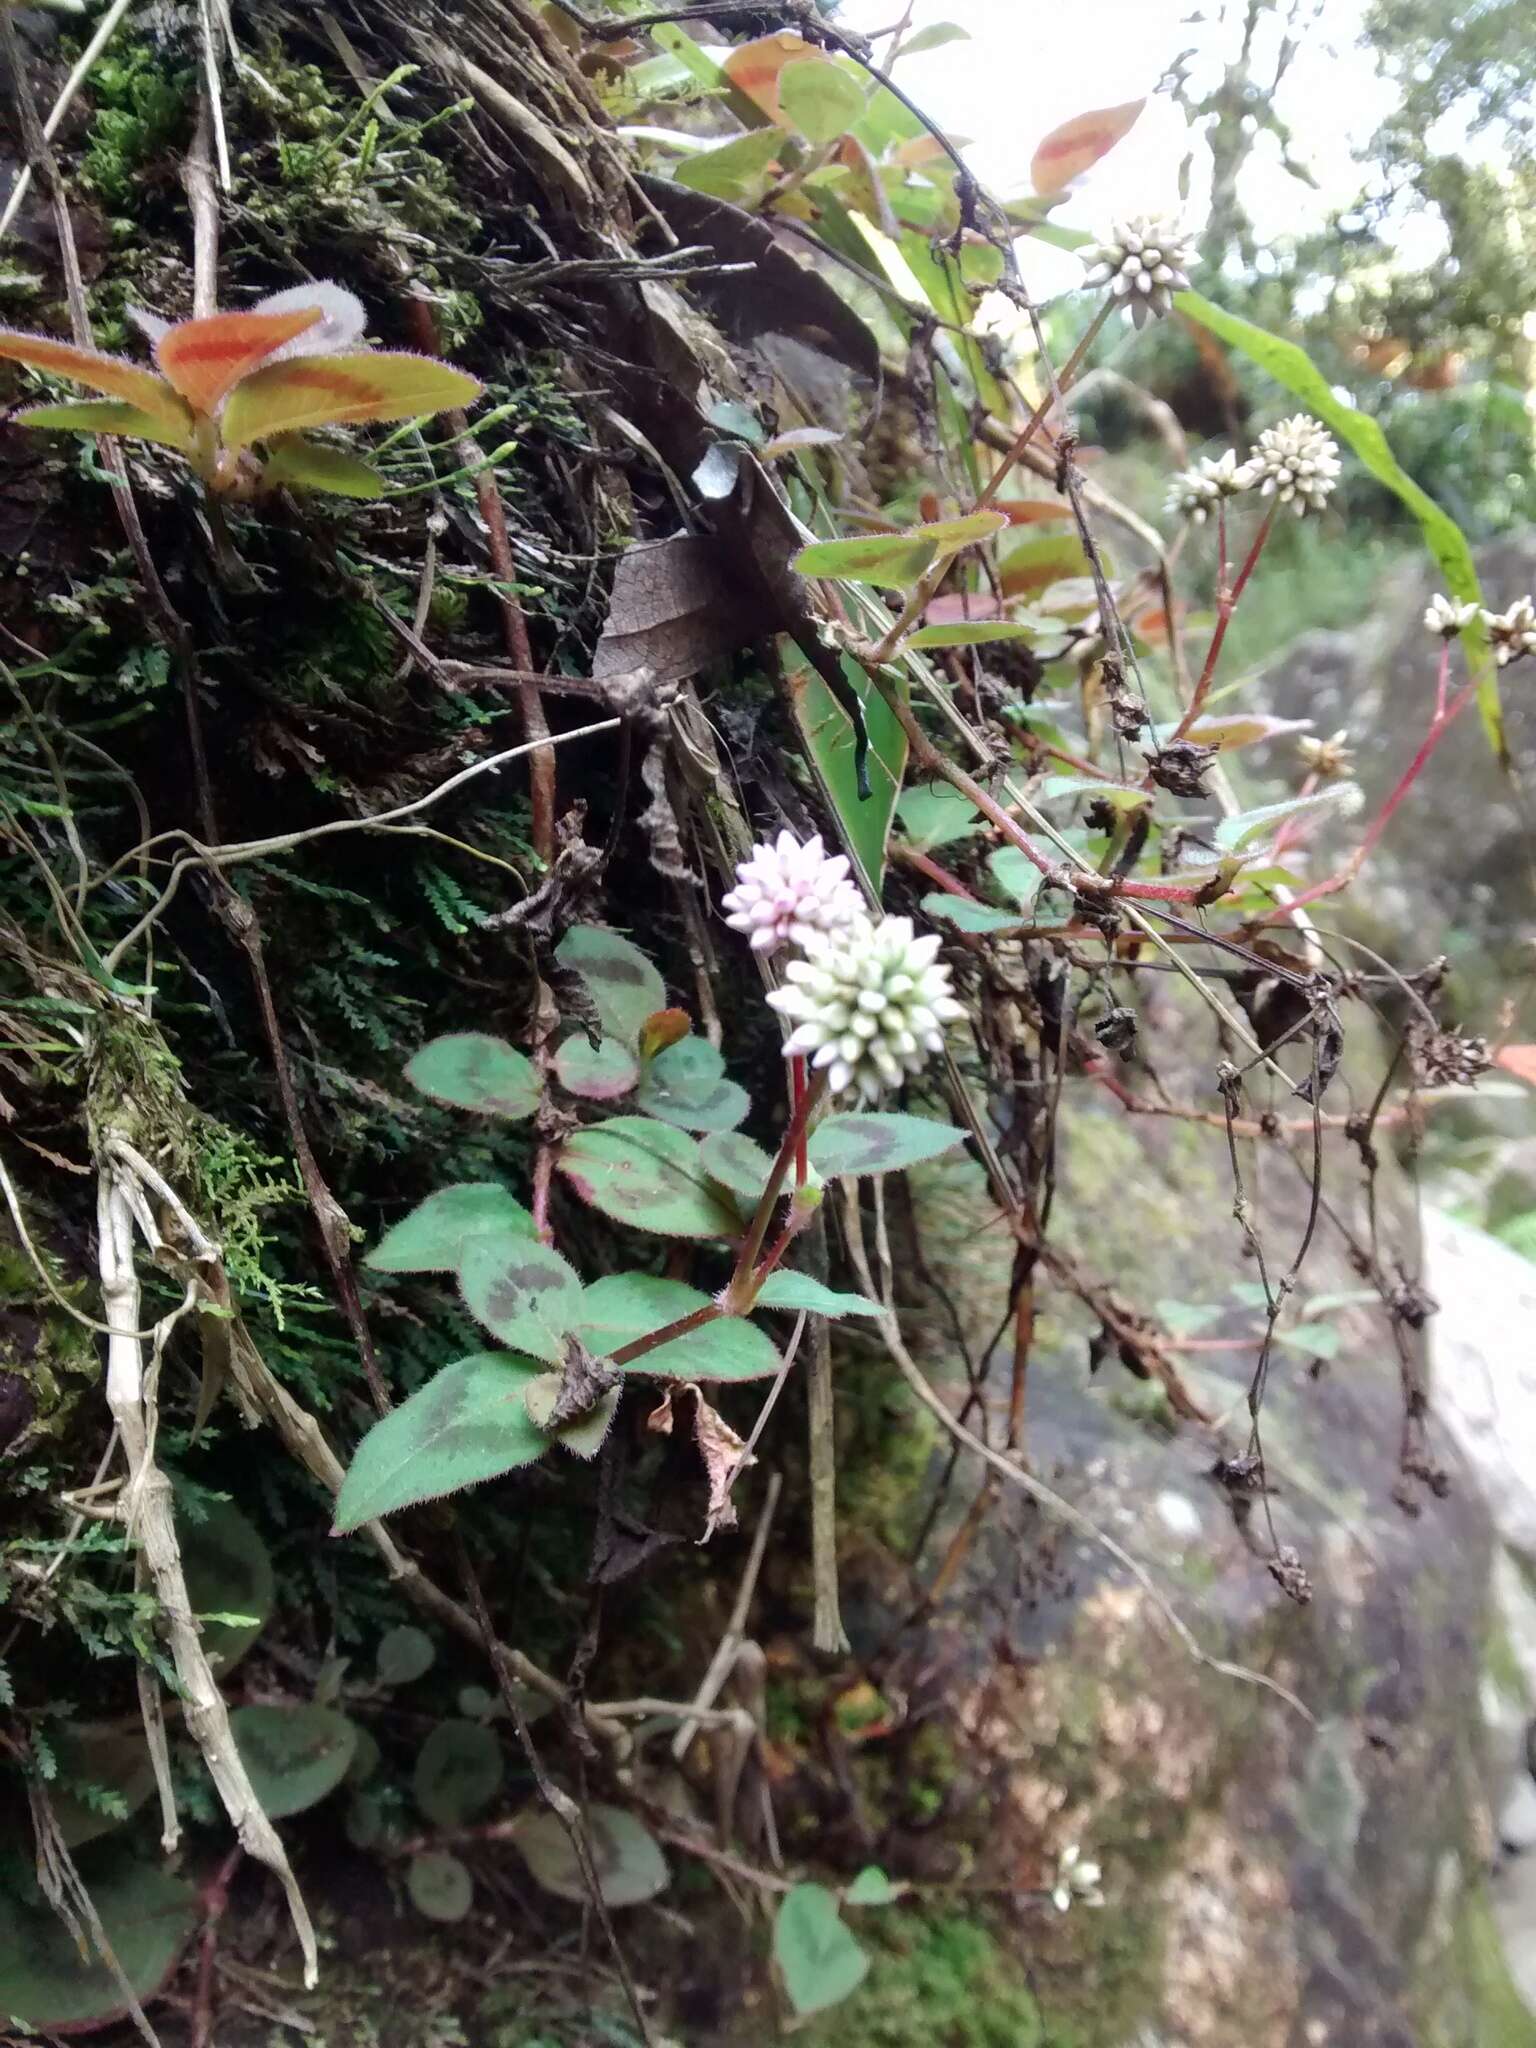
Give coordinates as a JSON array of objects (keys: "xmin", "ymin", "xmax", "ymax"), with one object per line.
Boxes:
[
  {"xmin": 0, "ymin": 328, "xmax": 194, "ymax": 437},
  {"xmin": 221, "ymin": 352, "xmax": 483, "ymax": 450},
  {"xmin": 154, "ymin": 305, "xmax": 325, "ymax": 415}
]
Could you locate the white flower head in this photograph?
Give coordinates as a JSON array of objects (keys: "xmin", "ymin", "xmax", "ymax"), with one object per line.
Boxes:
[
  {"xmin": 720, "ymin": 830, "xmax": 863, "ymax": 955},
  {"xmin": 766, "ymin": 915, "xmax": 965, "ymax": 1101},
  {"xmin": 1081, "ymin": 216, "xmax": 1193, "ymax": 328},
  {"xmin": 1423, "ymin": 593, "xmax": 1478, "ymax": 640},
  {"xmin": 1243, "ymin": 414, "xmax": 1341, "ymax": 515},
  {"xmin": 1165, "ymin": 448, "xmax": 1250, "ymax": 525},
  {"xmin": 1297, "ymin": 728, "xmax": 1354, "ymax": 778},
  {"xmin": 1051, "ymin": 1842, "xmax": 1104, "ymax": 1914},
  {"xmin": 1481, "ymin": 596, "xmax": 1536, "ymax": 668}
]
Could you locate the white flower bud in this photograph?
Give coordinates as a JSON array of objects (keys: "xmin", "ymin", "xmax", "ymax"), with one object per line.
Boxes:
[
  {"xmin": 766, "ymin": 916, "xmax": 964, "ymax": 1101},
  {"xmin": 720, "ymin": 830, "xmax": 862, "ymax": 955},
  {"xmin": 1243, "ymin": 414, "xmax": 1341, "ymax": 515},
  {"xmin": 1164, "ymin": 448, "xmax": 1250, "ymax": 525},
  {"xmin": 1080, "ymin": 216, "xmax": 1193, "ymax": 328},
  {"xmin": 1422, "ymin": 593, "xmax": 1478, "ymax": 640},
  {"xmin": 1481, "ymin": 596, "xmax": 1536, "ymax": 667}
]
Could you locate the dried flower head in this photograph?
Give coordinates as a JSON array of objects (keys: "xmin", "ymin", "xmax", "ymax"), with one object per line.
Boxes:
[
  {"xmin": 1244, "ymin": 414, "xmax": 1341, "ymax": 515},
  {"xmin": 1081, "ymin": 216, "xmax": 1193, "ymax": 328},
  {"xmin": 1406, "ymin": 1020, "xmax": 1493, "ymax": 1088},
  {"xmin": 1481, "ymin": 596, "xmax": 1536, "ymax": 667},
  {"xmin": 720, "ymin": 830, "xmax": 863, "ymax": 955},
  {"xmin": 1297, "ymin": 728, "xmax": 1354, "ymax": 778},
  {"xmin": 1164, "ymin": 448, "xmax": 1249, "ymax": 524},
  {"xmin": 1422, "ymin": 593, "xmax": 1478, "ymax": 640},
  {"xmin": 766, "ymin": 915, "xmax": 965, "ymax": 1101},
  {"xmin": 1051, "ymin": 1843, "xmax": 1105, "ymax": 1914}
]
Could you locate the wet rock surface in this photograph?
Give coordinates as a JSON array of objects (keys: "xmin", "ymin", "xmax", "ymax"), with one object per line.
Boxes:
[{"xmin": 748, "ymin": 1000, "xmax": 1536, "ymax": 2047}]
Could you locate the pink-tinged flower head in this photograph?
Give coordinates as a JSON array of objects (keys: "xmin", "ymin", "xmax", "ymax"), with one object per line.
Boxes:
[
  {"xmin": 720, "ymin": 830, "xmax": 863, "ymax": 955},
  {"xmin": 766, "ymin": 915, "xmax": 966, "ymax": 1101}
]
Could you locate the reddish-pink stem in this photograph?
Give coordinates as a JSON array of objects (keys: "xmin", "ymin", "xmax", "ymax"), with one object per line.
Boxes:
[
  {"xmin": 1263, "ymin": 664, "xmax": 1481, "ymax": 922},
  {"xmin": 791, "ymin": 1054, "xmax": 809, "ymax": 1186},
  {"xmin": 896, "ymin": 846, "xmax": 979, "ymax": 900},
  {"xmin": 1165, "ymin": 504, "xmax": 1276, "ymax": 750}
]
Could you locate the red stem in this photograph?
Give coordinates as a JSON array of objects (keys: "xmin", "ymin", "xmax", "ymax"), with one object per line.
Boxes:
[
  {"xmin": 791, "ymin": 1053, "xmax": 809, "ymax": 1186},
  {"xmin": 1165, "ymin": 503, "xmax": 1276, "ymax": 749},
  {"xmin": 1263, "ymin": 664, "xmax": 1481, "ymax": 922},
  {"xmin": 895, "ymin": 845, "xmax": 979, "ymax": 899}
]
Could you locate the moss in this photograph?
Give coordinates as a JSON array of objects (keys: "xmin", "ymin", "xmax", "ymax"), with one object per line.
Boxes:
[
  {"xmin": 1419, "ymin": 1885, "xmax": 1536, "ymax": 2048},
  {"xmin": 836, "ymin": 1343, "xmax": 939, "ymax": 1552},
  {"xmin": 1485, "ymin": 1615, "xmax": 1533, "ymax": 1711},
  {"xmin": 802, "ymin": 1909, "xmax": 1049, "ymax": 2048}
]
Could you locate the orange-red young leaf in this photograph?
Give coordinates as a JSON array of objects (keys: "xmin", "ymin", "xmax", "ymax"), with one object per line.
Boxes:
[
  {"xmin": 0, "ymin": 330, "xmax": 192, "ymax": 437},
  {"xmin": 155, "ymin": 306, "xmax": 324, "ymax": 415},
  {"xmin": 220, "ymin": 352, "xmax": 482, "ymax": 450},
  {"xmin": 722, "ymin": 30, "xmax": 813, "ymax": 122},
  {"xmin": 16, "ymin": 397, "xmax": 195, "ymax": 452},
  {"xmin": 1030, "ymin": 99, "xmax": 1145, "ymax": 197},
  {"xmin": 1495, "ymin": 1045, "xmax": 1536, "ymax": 1088}
]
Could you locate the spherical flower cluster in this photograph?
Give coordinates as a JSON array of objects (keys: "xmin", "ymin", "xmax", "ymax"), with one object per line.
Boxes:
[
  {"xmin": 1481, "ymin": 596, "xmax": 1536, "ymax": 667},
  {"xmin": 1296, "ymin": 728, "xmax": 1354, "ymax": 779},
  {"xmin": 1244, "ymin": 413, "xmax": 1341, "ymax": 515},
  {"xmin": 766, "ymin": 916, "xmax": 965, "ymax": 1101},
  {"xmin": 720, "ymin": 830, "xmax": 863, "ymax": 955},
  {"xmin": 1081, "ymin": 216, "xmax": 1193, "ymax": 328},
  {"xmin": 1423, "ymin": 593, "xmax": 1478, "ymax": 640},
  {"xmin": 1164, "ymin": 448, "xmax": 1250, "ymax": 524}
]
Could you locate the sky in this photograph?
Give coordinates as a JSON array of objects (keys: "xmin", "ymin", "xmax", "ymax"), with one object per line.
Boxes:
[{"xmin": 839, "ymin": 0, "xmax": 1405, "ymax": 292}]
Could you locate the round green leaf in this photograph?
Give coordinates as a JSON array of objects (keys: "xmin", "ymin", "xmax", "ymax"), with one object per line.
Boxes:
[
  {"xmin": 0, "ymin": 1845, "xmax": 197, "ymax": 2030},
  {"xmin": 333, "ymin": 1352, "xmax": 549, "ymax": 1532},
  {"xmin": 404, "ymin": 1033, "xmax": 540, "ymax": 1120},
  {"xmin": 895, "ymin": 780, "xmax": 983, "ymax": 851},
  {"xmin": 376, "ymin": 1624, "xmax": 435, "ymax": 1686},
  {"xmin": 460, "ymin": 1236, "xmax": 583, "ymax": 1363},
  {"xmin": 988, "ymin": 845, "xmax": 1048, "ymax": 914},
  {"xmin": 845, "ymin": 1865, "xmax": 901, "ymax": 1906},
  {"xmin": 558, "ymin": 1117, "xmax": 742, "ymax": 1239},
  {"xmin": 555, "ymin": 926, "xmax": 666, "ymax": 1048},
  {"xmin": 698, "ymin": 1128, "xmax": 780, "ymax": 1206},
  {"xmin": 512, "ymin": 1801, "xmax": 668, "ymax": 1907},
  {"xmin": 413, "ymin": 1720, "xmax": 503, "ymax": 1828},
  {"xmin": 230, "ymin": 1703, "xmax": 358, "ymax": 1819},
  {"xmin": 48, "ymin": 1721, "xmax": 157, "ymax": 1849},
  {"xmin": 807, "ymin": 1112, "xmax": 967, "ymax": 1178},
  {"xmin": 576, "ymin": 1272, "xmax": 782, "ymax": 1381},
  {"xmin": 778, "ymin": 55, "xmax": 866, "ymax": 144},
  {"xmin": 409, "ymin": 1850, "xmax": 474, "ymax": 1923},
  {"xmin": 636, "ymin": 1036, "xmax": 750, "ymax": 1132},
  {"xmin": 753, "ymin": 1272, "xmax": 881, "ymax": 1319},
  {"xmin": 920, "ymin": 891, "xmax": 1025, "ymax": 935},
  {"xmin": 553, "ymin": 1033, "xmax": 640, "ymax": 1101},
  {"xmin": 181, "ymin": 1494, "xmax": 273, "ymax": 1677},
  {"xmin": 774, "ymin": 1882, "xmax": 870, "ymax": 2016},
  {"xmin": 368, "ymin": 1183, "xmax": 534, "ymax": 1274}
]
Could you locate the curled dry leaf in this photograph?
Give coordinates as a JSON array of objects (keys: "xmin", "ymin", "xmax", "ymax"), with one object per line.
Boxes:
[{"xmin": 648, "ymin": 1383, "xmax": 755, "ymax": 1536}]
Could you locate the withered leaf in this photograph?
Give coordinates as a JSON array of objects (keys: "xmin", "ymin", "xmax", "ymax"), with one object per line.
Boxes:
[
  {"xmin": 592, "ymin": 535, "xmax": 776, "ymax": 684},
  {"xmin": 637, "ymin": 176, "xmax": 880, "ymax": 382}
]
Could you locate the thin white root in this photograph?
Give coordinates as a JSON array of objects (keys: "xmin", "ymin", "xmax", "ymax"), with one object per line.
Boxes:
[{"xmin": 96, "ymin": 1164, "xmax": 320, "ymax": 1986}]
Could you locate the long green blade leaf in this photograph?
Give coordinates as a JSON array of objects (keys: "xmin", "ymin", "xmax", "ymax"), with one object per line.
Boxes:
[{"xmin": 1175, "ymin": 287, "xmax": 1499, "ymax": 755}]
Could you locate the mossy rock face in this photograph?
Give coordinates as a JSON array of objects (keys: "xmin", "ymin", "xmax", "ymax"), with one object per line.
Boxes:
[{"xmin": 759, "ymin": 990, "xmax": 1527, "ymax": 2048}]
